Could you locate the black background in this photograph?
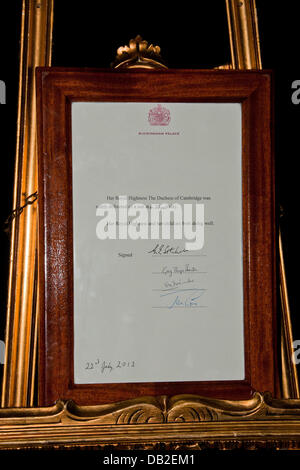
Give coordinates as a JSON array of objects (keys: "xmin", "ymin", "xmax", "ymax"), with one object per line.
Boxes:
[{"xmin": 0, "ymin": 0, "xmax": 299, "ymax": 459}]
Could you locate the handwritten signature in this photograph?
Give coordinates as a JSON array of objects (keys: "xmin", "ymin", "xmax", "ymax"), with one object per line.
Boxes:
[
  {"xmin": 148, "ymin": 244, "xmax": 188, "ymax": 255},
  {"xmin": 163, "ymin": 277, "xmax": 194, "ymax": 289},
  {"xmin": 160, "ymin": 264, "xmax": 199, "ymax": 277},
  {"xmin": 168, "ymin": 294, "xmax": 204, "ymax": 308},
  {"xmin": 159, "ymin": 288, "xmax": 206, "ymax": 309}
]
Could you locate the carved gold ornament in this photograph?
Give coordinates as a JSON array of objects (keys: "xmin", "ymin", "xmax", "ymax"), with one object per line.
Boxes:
[
  {"xmin": 1, "ymin": 393, "xmax": 300, "ymax": 449},
  {"xmin": 112, "ymin": 35, "xmax": 167, "ymax": 70}
]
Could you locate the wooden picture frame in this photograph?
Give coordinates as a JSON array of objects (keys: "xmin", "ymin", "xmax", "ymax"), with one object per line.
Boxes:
[{"xmin": 36, "ymin": 68, "xmax": 278, "ymax": 406}]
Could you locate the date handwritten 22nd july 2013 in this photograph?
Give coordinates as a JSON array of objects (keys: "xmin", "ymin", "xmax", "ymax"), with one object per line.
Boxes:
[{"xmin": 85, "ymin": 359, "xmax": 136, "ymax": 373}]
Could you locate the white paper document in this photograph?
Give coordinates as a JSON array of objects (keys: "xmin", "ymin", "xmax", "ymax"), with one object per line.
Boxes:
[{"xmin": 72, "ymin": 102, "xmax": 244, "ymax": 384}]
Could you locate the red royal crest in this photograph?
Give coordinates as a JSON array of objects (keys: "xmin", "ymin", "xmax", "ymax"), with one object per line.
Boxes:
[{"xmin": 148, "ymin": 104, "xmax": 171, "ymax": 126}]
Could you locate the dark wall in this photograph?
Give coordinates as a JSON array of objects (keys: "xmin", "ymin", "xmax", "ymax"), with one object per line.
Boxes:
[{"xmin": 0, "ymin": 0, "xmax": 299, "ymax": 396}]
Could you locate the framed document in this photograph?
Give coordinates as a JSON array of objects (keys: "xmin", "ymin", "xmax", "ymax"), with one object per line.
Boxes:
[{"xmin": 36, "ymin": 69, "xmax": 277, "ymax": 406}]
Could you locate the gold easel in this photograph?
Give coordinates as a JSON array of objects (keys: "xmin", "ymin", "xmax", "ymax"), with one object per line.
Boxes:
[{"xmin": 1, "ymin": 0, "xmax": 300, "ymax": 451}]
